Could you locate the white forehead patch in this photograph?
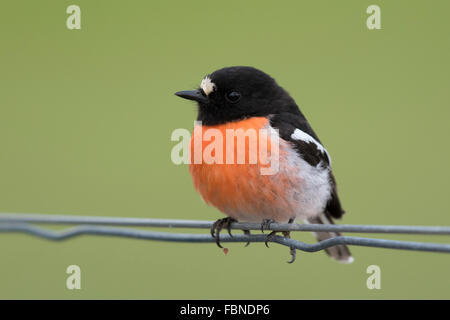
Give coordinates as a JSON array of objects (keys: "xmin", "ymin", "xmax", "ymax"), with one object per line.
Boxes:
[{"xmin": 200, "ymin": 76, "xmax": 216, "ymax": 96}]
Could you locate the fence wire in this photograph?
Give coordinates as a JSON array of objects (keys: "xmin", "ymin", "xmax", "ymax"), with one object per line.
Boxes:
[{"xmin": 0, "ymin": 213, "xmax": 450, "ymax": 254}]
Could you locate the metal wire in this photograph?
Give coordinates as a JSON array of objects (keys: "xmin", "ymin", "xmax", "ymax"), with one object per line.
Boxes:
[
  {"xmin": 1, "ymin": 213, "xmax": 450, "ymax": 234},
  {"xmin": 1, "ymin": 213, "xmax": 450, "ymax": 255},
  {"xmin": 1, "ymin": 222, "xmax": 449, "ymax": 253}
]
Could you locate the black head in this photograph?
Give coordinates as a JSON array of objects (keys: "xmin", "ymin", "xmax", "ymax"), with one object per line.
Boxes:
[{"xmin": 175, "ymin": 66, "xmax": 301, "ymax": 125}]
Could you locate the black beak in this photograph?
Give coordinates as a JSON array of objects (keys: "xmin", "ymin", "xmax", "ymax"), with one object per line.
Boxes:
[{"xmin": 175, "ymin": 89, "xmax": 209, "ymax": 104}]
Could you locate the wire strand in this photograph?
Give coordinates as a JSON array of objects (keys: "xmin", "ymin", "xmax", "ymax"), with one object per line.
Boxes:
[
  {"xmin": 0, "ymin": 213, "xmax": 450, "ymax": 254},
  {"xmin": 1, "ymin": 213, "xmax": 450, "ymax": 234},
  {"xmin": 0, "ymin": 223, "xmax": 449, "ymax": 253}
]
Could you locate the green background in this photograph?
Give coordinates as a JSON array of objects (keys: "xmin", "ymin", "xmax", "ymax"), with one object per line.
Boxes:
[{"xmin": 1, "ymin": 0, "xmax": 449, "ymax": 299}]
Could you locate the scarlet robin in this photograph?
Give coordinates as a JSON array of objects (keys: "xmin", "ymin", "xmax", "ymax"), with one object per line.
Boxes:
[{"xmin": 175, "ymin": 66, "xmax": 353, "ymax": 264}]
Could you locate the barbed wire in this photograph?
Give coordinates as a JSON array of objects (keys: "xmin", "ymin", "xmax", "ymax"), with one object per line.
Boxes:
[{"xmin": 0, "ymin": 213, "xmax": 450, "ymax": 254}]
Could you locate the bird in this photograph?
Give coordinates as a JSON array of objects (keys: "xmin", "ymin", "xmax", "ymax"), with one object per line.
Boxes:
[{"xmin": 175, "ymin": 66, "xmax": 353, "ymax": 264}]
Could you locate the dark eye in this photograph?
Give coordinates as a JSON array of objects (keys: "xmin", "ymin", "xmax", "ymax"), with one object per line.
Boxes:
[{"xmin": 225, "ymin": 91, "xmax": 241, "ymax": 103}]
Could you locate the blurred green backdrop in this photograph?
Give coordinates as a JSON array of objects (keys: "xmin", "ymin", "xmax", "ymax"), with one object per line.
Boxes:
[{"xmin": 1, "ymin": 0, "xmax": 449, "ymax": 299}]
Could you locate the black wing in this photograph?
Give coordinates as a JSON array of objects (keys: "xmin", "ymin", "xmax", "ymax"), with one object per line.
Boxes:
[{"xmin": 270, "ymin": 112, "xmax": 345, "ymax": 218}]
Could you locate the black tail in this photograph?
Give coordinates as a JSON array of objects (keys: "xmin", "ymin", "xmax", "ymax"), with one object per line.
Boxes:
[{"xmin": 307, "ymin": 212, "xmax": 354, "ymax": 264}]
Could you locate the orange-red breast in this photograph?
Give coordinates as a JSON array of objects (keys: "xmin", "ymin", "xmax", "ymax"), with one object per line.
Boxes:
[{"xmin": 175, "ymin": 66, "xmax": 353, "ymax": 263}]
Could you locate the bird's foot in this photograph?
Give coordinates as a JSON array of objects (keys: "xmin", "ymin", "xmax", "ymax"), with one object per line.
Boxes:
[
  {"xmin": 210, "ymin": 217, "xmax": 237, "ymax": 248},
  {"xmin": 263, "ymin": 218, "xmax": 297, "ymax": 263},
  {"xmin": 282, "ymin": 230, "xmax": 296, "ymax": 264},
  {"xmin": 260, "ymin": 219, "xmax": 275, "ymax": 233}
]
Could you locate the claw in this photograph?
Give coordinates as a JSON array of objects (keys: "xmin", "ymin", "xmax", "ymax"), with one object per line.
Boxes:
[
  {"xmin": 214, "ymin": 222, "xmax": 224, "ymax": 248},
  {"xmin": 227, "ymin": 221, "xmax": 234, "ymax": 237},
  {"xmin": 287, "ymin": 247, "xmax": 297, "ymax": 264},
  {"xmin": 265, "ymin": 230, "xmax": 277, "ymax": 248},
  {"xmin": 282, "ymin": 222, "xmax": 296, "ymax": 263},
  {"xmin": 209, "ymin": 217, "xmax": 237, "ymax": 249},
  {"xmin": 243, "ymin": 230, "xmax": 251, "ymax": 247},
  {"xmin": 210, "ymin": 220, "xmax": 219, "ymax": 238},
  {"xmin": 260, "ymin": 219, "xmax": 275, "ymax": 233}
]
